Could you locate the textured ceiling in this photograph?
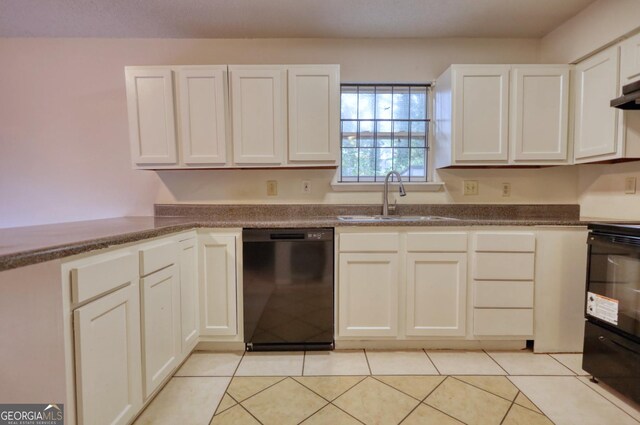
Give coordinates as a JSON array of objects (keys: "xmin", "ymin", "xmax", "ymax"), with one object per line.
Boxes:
[{"xmin": 0, "ymin": 0, "xmax": 596, "ymax": 39}]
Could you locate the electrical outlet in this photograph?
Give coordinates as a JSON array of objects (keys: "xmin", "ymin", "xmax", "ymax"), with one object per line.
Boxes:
[
  {"xmin": 502, "ymin": 183, "xmax": 511, "ymax": 197},
  {"xmin": 302, "ymin": 180, "xmax": 312, "ymax": 193},
  {"xmin": 625, "ymin": 177, "xmax": 637, "ymax": 194},
  {"xmin": 266, "ymin": 180, "xmax": 278, "ymax": 196},
  {"xmin": 463, "ymin": 180, "xmax": 478, "ymax": 196}
]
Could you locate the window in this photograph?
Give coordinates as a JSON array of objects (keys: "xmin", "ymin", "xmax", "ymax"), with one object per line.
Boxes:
[{"xmin": 339, "ymin": 84, "xmax": 430, "ymax": 183}]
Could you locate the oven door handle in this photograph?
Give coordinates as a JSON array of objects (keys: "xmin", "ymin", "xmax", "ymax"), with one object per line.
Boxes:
[
  {"xmin": 589, "ymin": 233, "xmax": 640, "ymax": 248},
  {"xmin": 598, "ymin": 335, "xmax": 640, "ymax": 356}
]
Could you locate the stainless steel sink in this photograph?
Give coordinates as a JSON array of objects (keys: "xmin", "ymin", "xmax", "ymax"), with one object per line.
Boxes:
[{"xmin": 337, "ymin": 215, "xmax": 458, "ymax": 222}]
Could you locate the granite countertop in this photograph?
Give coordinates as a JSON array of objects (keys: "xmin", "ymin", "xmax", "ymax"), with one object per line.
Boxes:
[{"xmin": 0, "ymin": 204, "xmax": 590, "ymax": 272}]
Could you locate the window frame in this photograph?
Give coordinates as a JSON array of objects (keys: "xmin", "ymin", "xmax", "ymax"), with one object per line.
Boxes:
[{"xmin": 334, "ymin": 82, "xmax": 441, "ymax": 190}]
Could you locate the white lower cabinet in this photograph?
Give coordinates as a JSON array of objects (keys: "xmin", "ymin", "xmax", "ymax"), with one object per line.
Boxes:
[
  {"xmin": 73, "ymin": 284, "xmax": 143, "ymax": 425},
  {"xmin": 140, "ymin": 264, "xmax": 181, "ymax": 398},
  {"xmin": 405, "ymin": 252, "xmax": 467, "ymax": 336},
  {"xmin": 199, "ymin": 233, "xmax": 238, "ymax": 336},
  {"xmin": 66, "ymin": 230, "xmax": 242, "ymax": 425},
  {"xmin": 179, "ymin": 237, "xmax": 199, "ymax": 354},
  {"xmin": 338, "ymin": 253, "xmax": 399, "ymax": 337},
  {"xmin": 472, "ymin": 232, "xmax": 535, "ymax": 337},
  {"xmin": 337, "ymin": 230, "xmax": 468, "ymax": 340}
]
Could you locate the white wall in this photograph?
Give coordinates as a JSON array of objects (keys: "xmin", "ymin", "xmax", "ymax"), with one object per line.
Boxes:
[
  {"xmin": 540, "ymin": 0, "xmax": 640, "ymax": 219},
  {"xmin": 0, "ymin": 36, "xmax": 582, "ymax": 228},
  {"xmin": 540, "ymin": 0, "xmax": 640, "ymax": 63},
  {"xmin": 157, "ymin": 165, "xmax": 579, "ymax": 205}
]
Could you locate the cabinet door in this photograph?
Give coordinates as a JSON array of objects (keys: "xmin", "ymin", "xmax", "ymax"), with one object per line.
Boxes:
[
  {"xmin": 405, "ymin": 253, "xmax": 467, "ymax": 337},
  {"xmin": 230, "ymin": 66, "xmax": 286, "ymax": 165},
  {"xmin": 288, "ymin": 65, "xmax": 339, "ymax": 162},
  {"xmin": 125, "ymin": 68, "xmax": 177, "ymax": 165},
  {"xmin": 620, "ymin": 33, "xmax": 640, "ymax": 158},
  {"xmin": 141, "ymin": 265, "xmax": 181, "ymax": 398},
  {"xmin": 199, "ymin": 233, "xmax": 237, "ymax": 336},
  {"xmin": 74, "ymin": 284, "xmax": 142, "ymax": 425},
  {"xmin": 338, "ymin": 253, "xmax": 398, "ymax": 337},
  {"xmin": 178, "ymin": 67, "xmax": 228, "ymax": 165},
  {"xmin": 510, "ymin": 66, "xmax": 569, "ymax": 162},
  {"xmin": 179, "ymin": 238, "xmax": 199, "ymax": 354},
  {"xmin": 620, "ymin": 32, "xmax": 640, "ymax": 86},
  {"xmin": 574, "ymin": 46, "xmax": 620, "ymax": 161},
  {"xmin": 453, "ymin": 66, "xmax": 510, "ymax": 162}
]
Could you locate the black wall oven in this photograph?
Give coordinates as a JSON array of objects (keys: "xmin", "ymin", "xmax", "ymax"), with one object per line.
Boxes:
[{"xmin": 583, "ymin": 223, "xmax": 640, "ymax": 403}]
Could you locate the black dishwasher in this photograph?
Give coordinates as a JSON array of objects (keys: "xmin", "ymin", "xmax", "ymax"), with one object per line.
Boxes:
[{"xmin": 242, "ymin": 228, "xmax": 334, "ymax": 351}]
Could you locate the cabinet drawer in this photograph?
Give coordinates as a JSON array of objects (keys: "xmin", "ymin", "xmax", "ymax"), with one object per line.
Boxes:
[
  {"xmin": 406, "ymin": 232, "xmax": 467, "ymax": 252},
  {"xmin": 474, "ymin": 281, "xmax": 534, "ymax": 308},
  {"xmin": 474, "ymin": 309, "xmax": 533, "ymax": 336},
  {"xmin": 139, "ymin": 241, "xmax": 178, "ymax": 276},
  {"xmin": 71, "ymin": 252, "xmax": 137, "ymax": 304},
  {"xmin": 339, "ymin": 233, "xmax": 399, "ymax": 252},
  {"xmin": 474, "ymin": 252, "xmax": 535, "ymax": 280},
  {"xmin": 475, "ymin": 233, "xmax": 535, "ymax": 252}
]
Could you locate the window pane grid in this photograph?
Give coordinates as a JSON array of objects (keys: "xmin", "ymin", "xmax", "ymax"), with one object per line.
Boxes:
[{"xmin": 340, "ymin": 84, "xmax": 430, "ymax": 183}]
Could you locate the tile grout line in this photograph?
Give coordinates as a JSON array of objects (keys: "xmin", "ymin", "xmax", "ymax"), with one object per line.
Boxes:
[
  {"xmin": 213, "ymin": 393, "xmax": 240, "ymax": 417},
  {"xmin": 238, "ymin": 403, "xmax": 265, "ymax": 425},
  {"xmin": 363, "ymin": 349, "xmax": 372, "ymax": 375},
  {"xmin": 207, "ymin": 351, "xmax": 246, "ymax": 424},
  {"xmin": 574, "ymin": 375, "xmax": 640, "ymax": 424},
  {"xmin": 302, "ymin": 350, "xmax": 306, "ymax": 376},
  {"xmin": 498, "ymin": 393, "xmax": 517, "ymax": 425},
  {"xmin": 450, "ymin": 376, "xmax": 518, "ymax": 404},
  {"xmin": 412, "ymin": 376, "xmax": 467, "ymax": 425},
  {"xmin": 293, "ymin": 375, "xmax": 367, "ymax": 403},
  {"xmin": 482, "ymin": 349, "xmax": 511, "ymax": 375},
  {"xmin": 235, "ymin": 376, "xmax": 289, "ymax": 404},
  {"xmin": 329, "ymin": 401, "xmax": 367, "ymax": 424},
  {"xmin": 370, "ymin": 375, "xmax": 442, "ymax": 403},
  {"xmin": 547, "ymin": 353, "xmax": 582, "ymax": 375},
  {"xmin": 422, "ymin": 349, "xmax": 442, "ymax": 375},
  {"xmin": 294, "ymin": 399, "xmax": 330, "ymax": 425},
  {"xmin": 288, "ymin": 375, "xmax": 367, "ymax": 424}
]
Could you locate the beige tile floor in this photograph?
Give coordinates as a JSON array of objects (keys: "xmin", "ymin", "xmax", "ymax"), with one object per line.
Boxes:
[{"xmin": 134, "ymin": 349, "xmax": 640, "ymax": 425}]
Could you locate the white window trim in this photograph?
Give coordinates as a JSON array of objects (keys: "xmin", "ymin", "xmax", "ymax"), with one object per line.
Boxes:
[
  {"xmin": 334, "ymin": 82, "xmax": 440, "ymax": 190},
  {"xmin": 330, "ymin": 168, "xmax": 445, "ymax": 192}
]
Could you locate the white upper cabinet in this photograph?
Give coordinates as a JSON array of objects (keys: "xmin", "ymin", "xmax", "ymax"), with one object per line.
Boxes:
[
  {"xmin": 453, "ymin": 65, "xmax": 510, "ymax": 162},
  {"xmin": 574, "ymin": 46, "xmax": 621, "ymax": 162},
  {"xmin": 435, "ymin": 64, "xmax": 571, "ymax": 168},
  {"xmin": 510, "ymin": 66, "xmax": 569, "ymax": 162},
  {"xmin": 125, "ymin": 68, "xmax": 178, "ymax": 165},
  {"xmin": 125, "ymin": 64, "xmax": 340, "ymax": 169},
  {"xmin": 229, "ymin": 66, "xmax": 286, "ymax": 165},
  {"xmin": 620, "ymin": 32, "xmax": 640, "ymax": 86},
  {"xmin": 288, "ymin": 65, "xmax": 340, "ymax": 162},
  {"xmin": 178, "ymin": 67, "xmax": 229, "ymax": 165},
  {"xmin": 620, "ymin": 32, "xmax": 640, "ymax": 160}
]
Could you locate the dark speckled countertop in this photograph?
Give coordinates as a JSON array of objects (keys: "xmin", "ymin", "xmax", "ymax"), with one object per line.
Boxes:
[{"xmin": 0, "ymin": 204, "xmax": 591, "ymax": 272}]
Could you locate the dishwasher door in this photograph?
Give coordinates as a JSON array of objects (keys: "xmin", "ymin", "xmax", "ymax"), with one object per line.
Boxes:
[{"xmin": 242, "ymin": 228, "xmax": 334, "ymax": 351}]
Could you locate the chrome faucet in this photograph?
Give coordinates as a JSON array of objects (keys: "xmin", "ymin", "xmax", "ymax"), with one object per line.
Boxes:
[{"xmin": 382, "ymin": 170, "xmax": 407, "ymax": 216}]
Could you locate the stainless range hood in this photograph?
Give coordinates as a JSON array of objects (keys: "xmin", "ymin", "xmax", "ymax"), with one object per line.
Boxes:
[{"xmin": 611, "ymin": 80, "xmax": 640, "ymax": 109}]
